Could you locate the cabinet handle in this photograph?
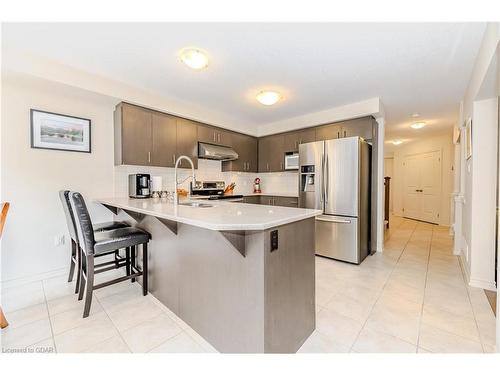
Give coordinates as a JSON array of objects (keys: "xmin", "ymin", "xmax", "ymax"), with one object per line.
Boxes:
[
  {"xmin": 172, "ymin": 154, "xmax": 176, "ymax": 164},
  {"xmin": 280, "ymin": 161, "xmax": 283, "ymax": 170},
  {"xmin": 218, "ymin": 133, "xmax": 221, "ymax": 142},
  {"xmin": 267, "ymin": 163, "xmax": 269, "ymax": 171},
  {"xmin": 148, "ymin": 151, "xmax": 151, "ymax": 163},
  {"xmin": 213, "ymin": 132, "xmax": 216, "ymax": 142},
  {"xmin": 337, "ymin": 131, "xmax": 340, "ymax": 138},
  {"xmin": 344, "ymin": 130, "xmax": 347, "ymax": 137}
]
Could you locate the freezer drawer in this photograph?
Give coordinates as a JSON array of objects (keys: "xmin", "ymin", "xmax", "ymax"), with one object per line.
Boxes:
[{"xmin": 315, "ymin": 215, "xmax": 362, "ymax": 264}]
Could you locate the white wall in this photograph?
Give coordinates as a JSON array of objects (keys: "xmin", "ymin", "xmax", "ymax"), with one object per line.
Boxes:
[
  {"xmin": 1, "ymin": 74, "xmax": 116, "ymax": 281},
  {"xmin": 457, "ymin": 22, "xmax": 500, "ymax": 293},
  {"xmin": 391, "ymin": 131, "xmax": 454, "ymax": 226}
]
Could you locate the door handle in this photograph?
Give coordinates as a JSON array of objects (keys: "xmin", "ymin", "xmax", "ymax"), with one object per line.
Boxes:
[
  {"xmin": 316, "ymin": 216, "xmax": 352, "ymax": 224},
  {"xmin": 415, "ymin": 189, "xmax": 423, "ymax": 192}
]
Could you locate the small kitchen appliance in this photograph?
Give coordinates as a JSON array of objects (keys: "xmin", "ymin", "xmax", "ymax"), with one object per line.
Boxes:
[
  {"xmin": 253, "ymin": 178, "xmax": 261, "ymax": 193},
  {"xmin": 129, "ymin": 174, "xmax": 151, "ymax": 199},
  {"xmin": 284, "ymin": 152, "xmax": 299, "ymax": 170}
]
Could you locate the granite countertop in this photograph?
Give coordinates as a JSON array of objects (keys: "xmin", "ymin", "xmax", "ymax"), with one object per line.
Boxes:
[{"xmin": 98, "ymin": 197, "xmax": 321, "ymax": 231}]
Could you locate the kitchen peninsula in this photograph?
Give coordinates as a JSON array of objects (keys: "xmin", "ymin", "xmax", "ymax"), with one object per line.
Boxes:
[{"xmin": 98, "ymin": 197, "xmax": 321, "ymax": 353}]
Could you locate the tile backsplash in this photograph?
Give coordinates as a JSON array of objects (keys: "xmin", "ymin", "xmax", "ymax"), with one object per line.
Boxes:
[{"xmin": 114, "ymin": 159, "xmax": 298, "ymax": 197}]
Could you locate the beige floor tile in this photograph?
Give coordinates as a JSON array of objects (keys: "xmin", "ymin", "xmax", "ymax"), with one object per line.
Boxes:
[
  {"xmin": 352, "ymin": 327, "xmax": 417, "ymax": 353},
  {"xmin": 27, "ymin": 338, "xmax": 57, "ymax": 354},
  {"xmin": 0, "ymin": 317, "xmax": 52, "ymax": 349},
  {"xmin": 417, "ymin": 346, "xmax": 432, "ymax": 353},
  {"xmin": 1, "ymin": 281, "xmax": 45, "ymax": 312},
  {"xmin": 121, "ymin": 313, "xmax": 182, "ymax": 353},
  {"xmin": 84, "ymin": 335, "xmax": 131, "ymax": 353},
  {"xmin": 103, "ymin": 295, "xmax": 164, "ymax": 331},
  {"xmin": 183, "ymin": 327, "xmax": 219, "ymax": 353},
  {"xmin": 325, "ymin": 291, "xmax": 376, "ymax": 324},
  {"xmin": 418, "ymin": 323, "xmax": 483, "ymax": 353},
  {"xmin": 316, "ymin": 307, "xmax": 363, "ymax": 349},
  {"xmin": 149, "ymin": 331, "xmax": 206, "ymax": 353},
  {"xmin": 297, "ymin": 330, "xmax": 350, "ymax": 353},
  {"xmin": 43, "ymin": 275, "xmax": 77, "ymax": 301},
  {"xmin": 50, "ymin": 299, "xmax": 103, "ymax": 335},
  {"xmin": 421, "ymin": 304, "xmax": 480, "ymax": 342},
  {"xmin": 424, "ymin": 289, "xmax": 473, "ymax": 318},
  {"xmin": 47, "ymin": 293, "xmax": 86, "ymax": 316},
  {"xmin": 54, "ymin": 312, "xmax": 118, "ymax": 353},
  {"xmin": 2, "ymin": 303, "xmax": 48, "ymax": 329},
  {"xmin": 364, "ymin": 294, "xmax": 421, "ymax": 345}
]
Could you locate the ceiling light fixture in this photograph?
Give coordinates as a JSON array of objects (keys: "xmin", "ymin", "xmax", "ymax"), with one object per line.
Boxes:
[
  {"xmin": 256, "ymin": 91, "xmax": 281, "ymax": 106},
  {"xmin": 412, "ymin": 113, "xmax": 420, "ymax": 118},
  {"xmin": 392, "ymin": 140, "xmax": 403, "ymax": 145},
  {"xmin": 411, "ymin": 122, "xmax": 426, "ymax": 129},
  {"xmin": 179, "ymin": 48, "xmax": 209, "ymax": 70}
]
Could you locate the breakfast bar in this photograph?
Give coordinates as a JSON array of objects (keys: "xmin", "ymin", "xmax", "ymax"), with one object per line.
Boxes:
[{"xmin": 98, "ymin": 197, "xmax": 321, "ymax": 353}]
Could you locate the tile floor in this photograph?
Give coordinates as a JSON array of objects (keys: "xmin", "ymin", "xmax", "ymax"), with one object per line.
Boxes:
[{"xmin": 0, "ymin": 216, "xmax": 497, "ymax": 353}]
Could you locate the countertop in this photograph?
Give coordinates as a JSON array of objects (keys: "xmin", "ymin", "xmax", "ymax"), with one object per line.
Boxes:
[{"xmin": 98, "ymin": 197, "xmax": 321, "ymax": 231}]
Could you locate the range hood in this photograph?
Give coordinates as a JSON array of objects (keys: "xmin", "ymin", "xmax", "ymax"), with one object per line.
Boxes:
[{"xmin": 198, "ymin": 142, "xmax": 238, "ymax": 161}]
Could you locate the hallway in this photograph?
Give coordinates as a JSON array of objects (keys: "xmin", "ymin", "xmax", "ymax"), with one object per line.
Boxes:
[{"xmin": 300, "ymin": 216, "xmax": 497, "ymax": 353}]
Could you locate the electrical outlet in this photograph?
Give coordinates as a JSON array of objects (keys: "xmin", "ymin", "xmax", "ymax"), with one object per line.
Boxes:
[{"xmin": 54, "ymin": 234, "xmax": 65, "ymax": 246}]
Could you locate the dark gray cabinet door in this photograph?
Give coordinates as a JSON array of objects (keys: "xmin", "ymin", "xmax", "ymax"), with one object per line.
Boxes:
[
  {"xmin": 222, "ymin": 133, "xmax": 257, "ymax": 172},
  {"xmin": 197, "ymin": 124, "xmax": 232, "ymax": 146},
  {"xmin": 151, "ymin": 112, "xmax": 176, "ymax": 167},
  {"xmin": 176, "ymin": 118, "xmax": 198, "ymax": 169},
  {"xmin": 121, "ymin": 103, "xmax": 152, "ymax": 166},
  {"xmin": 258, "ymin": 134, "xmax": 285, "ymax": 172},
  {"xmin": 275, "ymin": 196, "xmax": 299, "ymax": 208},
  {"xmin": 315, "ymin": 123, "xmax": 341, "ymax": 141},
  {"xmin": 284, "ymin": 129, "xmax": 316, "ymax": 152},
  {"xmin": 340, "ymin": 117, "xmax": 373, "ymax": 140},
  {"xmin": 242, "ymin": 196, "xmax": 260, "ymax": 204}
]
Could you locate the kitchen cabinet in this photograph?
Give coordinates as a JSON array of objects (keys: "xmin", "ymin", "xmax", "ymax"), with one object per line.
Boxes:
[
  {"xmin": 316, "ymin": 117, "xmax": 373, "ymax": 141},
  {"xmin": 242, "ymin": 196, "xmax": 260, "ymax": 204},
  {"xmin": 176, "ymin": 118, "xmax": 198, "ymax": 169},
  {"xmin": 315, "ymin": 123, "xmax": 342, "ymax": 141},
  {"xmin": 284, "ymin": 129, "xmax": 316, "ymax": 152},
  {"xmin": 115, "ymin": 103, "xmax": 196, "ymax": 169},
  {"xmin": 151, "ymin": 112, "xmax": 176, "ymax": 167},
  {"xmin": 258, "ymin": 134, "xmax": 285, "ymax": 172},
  {"xmin": 275, "ymin": 196, "xmax": 299, "ymax": 208},
  {"xmin": 197, "ymin": 124, "xmax": 232, "ymax": 147},
  {"xmin": 222, "ymin": 132, "xmax": 258, "ymax": 172},
  {"xmin": 115, "ymin": 103, "xmax": 153, "ymax": 166}
]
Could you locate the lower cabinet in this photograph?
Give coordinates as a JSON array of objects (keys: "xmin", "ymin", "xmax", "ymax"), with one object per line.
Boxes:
[{"xmin": 242, "ymin": 195, "xmax": 298, "ymax": 208}]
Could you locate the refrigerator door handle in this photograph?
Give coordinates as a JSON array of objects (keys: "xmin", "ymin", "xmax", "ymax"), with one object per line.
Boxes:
[
  {"xmin": 324, "ymin": 153, "xmax": 329, "ymax": 204},
  {"xmin": 316, "ymin": 216, "xmax": 352, "ymax": 224}
]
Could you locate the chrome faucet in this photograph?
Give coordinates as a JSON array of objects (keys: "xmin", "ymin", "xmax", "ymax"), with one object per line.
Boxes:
[{"xmin": 174, "ymin": 155, "xmax": 196, "ymax": 205}]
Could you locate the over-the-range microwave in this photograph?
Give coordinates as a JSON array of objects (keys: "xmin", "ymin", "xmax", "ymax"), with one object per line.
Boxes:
[{"xmin": 284, "ymin": 152, "xmax": 299, "ymax": 170}]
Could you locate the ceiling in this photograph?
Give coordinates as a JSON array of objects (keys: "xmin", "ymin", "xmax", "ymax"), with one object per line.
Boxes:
[{"xmin": 2, "ymin": 23, "xmax": 486, "ymax": 138}]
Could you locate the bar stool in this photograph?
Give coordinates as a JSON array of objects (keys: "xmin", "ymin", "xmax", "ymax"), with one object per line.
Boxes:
[
  {"xmin": 59, "ymin": 190, "xmax": 130, "ymax": 294},
  {"xmin": 69, "ymin": 192, "xmax": 150, "ymax": 318}
]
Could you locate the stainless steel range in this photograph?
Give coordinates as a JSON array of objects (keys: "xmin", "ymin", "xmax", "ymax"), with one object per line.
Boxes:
[{"xmin": 190, "ymin": 181, "xmax": 243, "ymax": 201}]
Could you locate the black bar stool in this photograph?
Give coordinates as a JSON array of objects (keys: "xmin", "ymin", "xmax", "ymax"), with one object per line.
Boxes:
[
  {"xmin": 59, "ymin": 190, "xmax": 130, "ymax": 294},
  {"xmin": 69, "ymin": 192, "xmax": 150, "ymax": 318}
]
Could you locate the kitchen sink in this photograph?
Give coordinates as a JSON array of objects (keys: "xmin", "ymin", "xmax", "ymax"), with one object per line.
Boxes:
[{"xmin": 178, "ymin": 202, "xmax": 213, "ymax": 208}]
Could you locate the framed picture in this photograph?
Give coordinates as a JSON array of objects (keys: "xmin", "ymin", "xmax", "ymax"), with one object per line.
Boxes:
[
  {"xmin": 465, "ymin": 117, "xmax": 472, "ymax": 160},
  {"xmin": 30, "ymin": 109, "xmax": 91, "ymax": 153}
]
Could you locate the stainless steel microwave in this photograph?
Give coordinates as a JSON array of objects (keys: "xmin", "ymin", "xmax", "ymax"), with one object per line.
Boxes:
[{"xmin": 284, "ymin": 152, "xmax": 299, "ymax": 170}]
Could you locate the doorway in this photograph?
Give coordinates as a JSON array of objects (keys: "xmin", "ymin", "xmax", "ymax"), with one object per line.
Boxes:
[{"xmin": 403, "ymin": 150, "xmax": 442, "ymax": 224}]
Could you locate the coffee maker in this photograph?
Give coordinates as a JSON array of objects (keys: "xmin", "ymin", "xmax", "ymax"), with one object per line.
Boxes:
[{"xmin": 129, "ymin": 174, "xmax": 151, "ymax": 198}]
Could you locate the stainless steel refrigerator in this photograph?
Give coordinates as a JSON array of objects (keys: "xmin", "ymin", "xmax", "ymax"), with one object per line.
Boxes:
[{"xmin": 299, "ymin": 137, "xmax": 371, "ymax": 264}]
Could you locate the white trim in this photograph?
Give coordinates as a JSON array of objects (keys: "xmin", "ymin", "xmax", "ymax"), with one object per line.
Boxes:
[
  {"xmin": 0, "ymin": 267, "xmax": 67, "ymax": 289},
  {"xmin": 469, "ymin": 277, "xmax": 497, "ymax": 291}
]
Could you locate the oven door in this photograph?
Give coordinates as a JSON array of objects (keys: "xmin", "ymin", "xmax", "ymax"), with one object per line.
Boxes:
[{"xmin": 284, "ymin": 153, "xmax": 299, "ymax": 170}]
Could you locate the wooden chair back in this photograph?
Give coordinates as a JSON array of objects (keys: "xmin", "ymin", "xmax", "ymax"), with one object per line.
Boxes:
[{"xmin": 0, "ymin": 202, "xmax": 10, "ymax": 238}]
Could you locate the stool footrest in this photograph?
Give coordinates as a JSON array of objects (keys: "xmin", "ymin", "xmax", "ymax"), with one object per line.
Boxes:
[{"xmin": 93, "ymin": 271, "xmax": 143, "ymax": 290}]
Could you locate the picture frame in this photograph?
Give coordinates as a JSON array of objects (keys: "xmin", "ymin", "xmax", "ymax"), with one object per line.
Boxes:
[
  {"xmin": 465, "ymin": 117, "xmax": 472, "ymax": 160},
  {"xmin": 30, "ymin": 109, "xmax": 91, "ymax": 153}
]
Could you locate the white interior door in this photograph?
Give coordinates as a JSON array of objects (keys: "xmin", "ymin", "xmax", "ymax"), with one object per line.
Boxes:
[{"xmin": 403, "ymin": 151, "xmax": 442, "ymax": 223}]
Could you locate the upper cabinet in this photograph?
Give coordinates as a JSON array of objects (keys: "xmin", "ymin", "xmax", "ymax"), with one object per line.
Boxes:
[
  {"xmin": 222, "ymin": 132, "xmax": 258, "ymax": 172},
  {"xmin": 176, "ymin": 118, "xmax": 199, "ymax": 169},
  {"xmin": 197, "ymin": 124, "xmax": 232, "ymax": 147},
  {"xmin": 258, "ymin": 134, "xmax": 285, "ymax": 172},
  {"xmin": 284, "ymin": 128, "xmax": 316, "ymax": 152},
  {"xmin": 316, "ymin": 117, "xmax": 373, "ymax": 141},
  {"xmin": 114, "ymin": 103, "xmax": 196, "ymax": 169}
]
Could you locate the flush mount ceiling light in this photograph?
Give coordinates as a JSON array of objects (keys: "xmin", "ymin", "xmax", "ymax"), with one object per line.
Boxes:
[
  {"xmin": 392, "ymin": 140, "xmax": 403, "ymax": 145},
  {"xmin": 411, "ymin": 122, "xmax": 426, "ymax": 129},
  {"xmin": 179, "ymin": 48, "xmax": 209, "ymax": 70},
  {"xmin": 256, "ymin": 91, "xmax": 282, "ymax": 106}
]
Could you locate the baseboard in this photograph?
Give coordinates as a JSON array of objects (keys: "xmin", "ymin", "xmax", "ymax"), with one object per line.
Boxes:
[
  {"xmin": 469, "ymin": 277, "xmax": 497, "ymax": 292},
  {"xmin": 0, "ymin": 267, "xmax": 68, "ymax": 289}
]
